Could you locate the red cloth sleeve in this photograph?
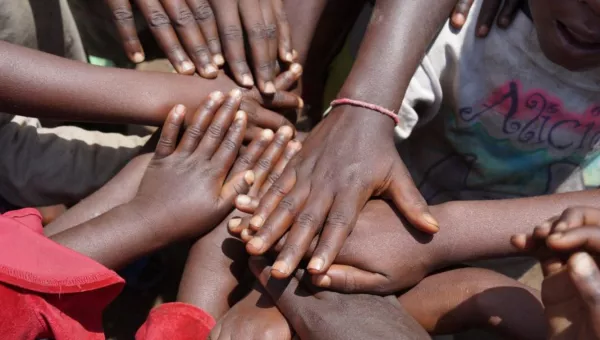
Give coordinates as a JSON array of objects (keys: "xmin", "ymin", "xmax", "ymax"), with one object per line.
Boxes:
[
  {"xmin": 0, "ymin": 209, "xmax": 125, "ymax": 340},
  {"xmin": 136, "ymin": 303, "xmax": 216, "ymax": 340}
]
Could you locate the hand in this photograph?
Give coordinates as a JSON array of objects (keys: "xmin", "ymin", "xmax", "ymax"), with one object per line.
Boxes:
[
  {"xmin": 249, "ymin": 256, "xmax": 430, "ymax": 340},
  {"xmin": 209, "ymin": 283, "xmax": 292, "ymax": 340},
  {"xmin": 177, "ymin": 126, "xmax": 301, "ymax": 318},
  {"xmin": 208, "ymin": 0, "xmax": 294, "ymax": 93},
  {"xmin": 511, "ymin": 208, "xmax": 600, "ymax": 340},
  {"xmin": 450, "ymin": 0, "xmax": 522, "ymax": 37},
  {"xmin": 240, "ymin": 107, "xmax": 437, "ymax": 279},
  {"xmin": 133, "ymin": 89, "xmax": 252, "ymax": 242},
  {"xmin": 105, "ymin": 0, "xmax": 221, "ymax": 76}
]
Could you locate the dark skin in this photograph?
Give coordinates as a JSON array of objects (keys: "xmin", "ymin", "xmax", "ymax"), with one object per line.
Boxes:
[
  {"xmin": 49, "ymin": 93, "xmax": 252, "ymax": 269},
  {"xmin": 399, "ymin": 268, "xmax": 546, "ymax": 339},
  {"xmin": 243, "ymin": 0, "xmax": 473, "ymax": 280},
  {"xmin": 512, "ymin": 206, "xmax": 600, "ymax": 339},
  {"xmin": 0, "ymin": 41, "xmax": 302, "ymax": 140},
  {"xmin": 105, "ymin": 0, "xmax": 293, "ymax": 93},
  {"xmin": 529, "ymin": 0, "xmax": 600, "ymax": 71},
  {"xmin": 248, "ymin": 257, "xmax": 430, "ymax": 340},
  {"xmin": 450, "ymin": 0, "xmax": 523, "ymax": 36}
]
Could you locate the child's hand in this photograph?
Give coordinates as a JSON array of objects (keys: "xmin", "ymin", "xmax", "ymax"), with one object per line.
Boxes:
[
  {"xmin": 133, "ymin": 89, "xmax": 252, "ymax": 242},
  {"xmin": 249, "ymin": 256, "xmax": 430, "ymax": 340},
  {"xmin": 450, "ymin": 0, "xmax": 522, "ymax": 36},
  {"xmin": 209, "ymin": 283, "xmax": 292, "ymax": 340}
]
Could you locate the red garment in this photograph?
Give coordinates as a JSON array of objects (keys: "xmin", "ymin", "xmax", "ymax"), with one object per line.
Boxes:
[
  {"xmin": 136, "ymin": 303, "xmax": 216, "ymax": 340},
  {"xmin": 0, "ymin": 208, "xmax": 124, "ymax": 340}
]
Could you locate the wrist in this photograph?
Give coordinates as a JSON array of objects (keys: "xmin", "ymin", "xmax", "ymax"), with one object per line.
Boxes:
[{"xmin": 328, "ymin": 105, "xmax": 397, "ymax": 134}]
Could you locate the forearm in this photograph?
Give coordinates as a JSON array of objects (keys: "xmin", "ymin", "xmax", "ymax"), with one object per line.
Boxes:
[
  {"xmin": 49, "ymin": 200, "xmax": 169, "ymax": 270},
  {"xmin": 339, "ymin": 0, "xmax": 456, "ymax": 109},
  {"xmin": 0, "ymin": 41, "xmax": 233, "ymax": 125},
  {"xmin": 431, "ymin": 189, "xmax": 600, "ymax": 267}
]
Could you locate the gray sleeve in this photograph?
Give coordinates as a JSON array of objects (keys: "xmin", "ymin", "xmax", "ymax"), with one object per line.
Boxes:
[{"xmin": 0, "ymin": 117, "xmax": 148, "ymax": 207}]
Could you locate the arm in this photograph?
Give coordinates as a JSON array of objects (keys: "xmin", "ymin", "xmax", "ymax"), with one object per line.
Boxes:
[{"xmin": 0, "ymin": 41, "xmax": 298, "ymax": 130}]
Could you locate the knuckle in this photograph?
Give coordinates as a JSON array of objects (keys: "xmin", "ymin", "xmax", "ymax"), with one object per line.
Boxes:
[
  {"xmin": 192, "ymin": 1, "xmax": 215, "ymax": 22},
  {"xmin": 326, "ymin": 211, "xmax": 350, "ymax": 229},
  {"xmin": 248, "ymin": 23, "xmax": 267, "ymax": 40},
  {"xmin": 257, "ymin": 61, "xmax": 272, "ymax": 73},
  {"xmin": 266, "ymin": 172, "xmax": 281, "ymax": 186},
  {"xmin": 223, "ymin": 25, "xmax": 243, "ymax": 41},
  {"xmin": 281, "ymin": 243, "xmax": 301, "ymax": 257},
  {"xmin": 207, "ymin": 124, "xmax": 224, "ymax": 138},
  {"xmin": 296, "ymin": 213, "xmax": 317, "ymax": 231},
  {"xmin": 221, "ymin": 138, "xmax": 238, "ymax": 152},
  {"xmin": 278, "ymin": 197, "xmax": 295, "ymax": 213},
  {"xmin": 184, "ymin": 125, "xmax": 204, "ymax": 140},
  {"xmin": 148, "ymin": 9, "xmax": 171, "ymax": 28},
  {"xmin": 192, "ymin": 44, "xmax": 210, "ymax": 58},
  {"xmin": 173, "ymin": 7, "xmax": 195, "ymax": 27},
  {"xmin": 270, "ymin": 182, "xmax": 287, "ymax": 198},
  {"xmin": 158, "ymin": 137, "xmax": 175, "ymax": 150},
  {"xmin": 112, "ymin": 6, "xmax": 134, "ymax": 23},
  {"xmin": 257, "ymin": 158, "xmax": 272, "ymax": 171},
  {"xmin": 342, "ymin": 270, "xmax": 358, "ymax": 292},
  {"xmin": 236, "ymin": 154, "xmax": 253, "ymax": 168},
  {"xmin": 264, "ymin": 24, "xmax": 277, "ymax": 40}
]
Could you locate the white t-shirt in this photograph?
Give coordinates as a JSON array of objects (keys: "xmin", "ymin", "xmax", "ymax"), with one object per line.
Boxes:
[{"xmin": 397, "ymin": 0, "xmax": 600, "ymax": 204}]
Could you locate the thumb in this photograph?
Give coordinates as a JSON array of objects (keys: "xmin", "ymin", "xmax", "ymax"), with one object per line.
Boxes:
[
  {"xmin": 568, "ymin": 252, "xmax": 600, "ymax": 322},
  {"xmin": 249, "ymin": 257, "xmax": 310, "ymax": 320},
  {"xmin": 385, "ymin": 162, "xmax": 439, "ymax": 234},
  {"xmin": 311, "ymin": 264, "xmax": 392, "ymax": 294},
  {"xmin": 220, "ymin": 170, "xmax": 254, "ymax": 205}
]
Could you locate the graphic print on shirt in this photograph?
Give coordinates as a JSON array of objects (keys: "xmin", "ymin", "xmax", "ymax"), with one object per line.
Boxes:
[{"xmin": 417, "ymin": 80, "xmax": 600, "ymax": 203}]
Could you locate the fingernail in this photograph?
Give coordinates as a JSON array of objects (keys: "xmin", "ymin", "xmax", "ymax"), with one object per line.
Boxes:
[
  {"xmin": 241, "ymin": 228, "xmax": 253, "ymax": 241},
  {"xmin": 289, "ymin": 140, "xmax": 302, "ymax": 151},
  {"xmin": 477, "ymin": 26, "xmax": 489, "ymax": 37},
  {"xmin": 230, "ymin": 88, "xmax": 242, "ymax": 99},
  {"xmin": 298, "ymin": 97, "xmax": 304, "ymax": 109},
  {"xmin": 453, "ymin": 13, "xmax": 466, "ymax": 26},
  {"xmin": 132, "ymin": 52, "xmax": 145, "ymax": 63},
  {"xmin": 228, "ymin": 218, "xmax": 242, "ymax": 230},
  {"xmin": 264, "ymin": 82, "xmax": 276, "ymax": 94},
  {"xmin": 285, "ymin": 52, "xmax": 294, "ymax": 62},
  {"xmin": 292, "ymin": 49, "xmax": 298, "ymax": 60},
  {"xmin": 236, "ymin": 195, "xmax": 252, "ymax": 206},
  {"xmin": 181, "ymin": 61, "xmax": 195, "ymax": 73},
  {"xmin": 272, "ymin": 261, "xmax": 289, "ymax": 275},
  {"xmin": 314, "ymin": 275, "xmax": 331, "ymax": 287},
  {"xmin": 213, "ymin": 54, "xmax": 225, "ymax": 66},
  {"xmin": 174, "ymin": 104, "xmax": 186, "ymax": 115},
  {"xmin": 290, "ymin": 63, "xmax": 303, "ymax": 75},
  {"xmin": 278, "ymin": 125, "xmax": 294, "ymax": 138},
  {"xmin": 511, "ymin": 234, "xmax": 526, "ymax": 245},
  {"xmin": 242, "ymin": 74, "xmax": 254, "ymax": 87},
  {"xmin": 572, "ymin": 252, "xmax": 595, "ymax": 277},
  {"xmin": 236, "ymin": 110, "xmax": 246, "ymax": 120},
  {"xmin": 261, "ymin": 129, "xmax": 274, "ymax": 140},
  {"xmin": 308, "ymin": 257, "xmax": 324, "ymax": 272},
  {"xmin": 250, "ymin": 216, "xmax": 264, "ymax": 229},
  {"xmin": 423, "ymin": 213, "xmax": 440, "ymax": 231},
  {"xmin": 555, "ymin": 222, "xmax": 568, "ymax": 232},
  {"xmin": 204, "ymin": 64, "xmax": 217, "ymax": 76},
  {"xmin": 548, "ymin": 233, "xmax": 563, "ymax": 241},
  {"xmin": 244, "ymin": 170, "xmax": 254, "ymax": 185},
  {"xmin": 248, "ymin": 237, "xmax": 264, "ymax": 252},
  {"xmin": 210, "ymin": 91, "xmax": 224, "ymax": 101}
]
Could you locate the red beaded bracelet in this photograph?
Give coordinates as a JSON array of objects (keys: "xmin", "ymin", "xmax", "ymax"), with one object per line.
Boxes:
[{"xmin": 330, "ymin": 98, "xmax": 400, "ymax": 125}]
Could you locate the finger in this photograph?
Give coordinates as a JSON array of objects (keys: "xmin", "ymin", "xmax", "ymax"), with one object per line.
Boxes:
[
  {"xmin": 213, "ymin": 0, "xmax": 254, "ymax": 87},
  {"xmin": 240, "ymin": 224, "xmax": 256, "ymax": 241},
  {"xmin": 271, "ymin": 0, "xmax": 292, "ymax": 62},
  {"xmin": 228, "ymin": 214, "xmax": 250, "ymax": 234},
  {"xmin": 273, "ymin": 63, "xmax": 302, "ymax": 91},
  {"xmin": 248, "ymin": 184, "xmax": 310, "ymax": 256},
  {"xmin": 136, "ymin": 0, "xmax": 195, "ymax": 74},
  {"xmin": 259, "ymin": 139, "xmax": 302, "ymax": 197},
  {"xmin": 221, "ymin": 170, "xmax": 255, "ymax": 204},
  {"xmin": 177, "ymin": 91, "xmax": 224, "ymax": 154},
  {"xmin": 247, "ymin": 168, "xmax": 296, "ymax": 230},
  {"xmin": 212, "ymin": 110, "xmax": 247, "ymax": 169},
  {"xmin": 230, "ymin": 129, "xmax": 274, "ymax": 176},
  {"xmin": 250, "ymin": 126, "xmax": 294, "ymax": 196},
  {"xmin": 240, "ymin": 101, "xmax": 293, "ymax": 131},
  {"xmin": 450, "ymin": 0, "xmax": 475, "ymax": 29},
  {"xmin": 553, "ymin": 207, "xmax": 600, "ymax": 233},
  {"xmin": 387, "ymin": 162, "xmax": 439, "ymax": 234},
  {"xmin": 475, "ymin": 0, "xmax": 502, "ymax": 37},
  {"xmin": 155, "ymin": 104, "xmax": 186, "ymax": 159},
  {"xmin": 307, "ymin": 193, "xmax": 362, "ymax": 275},
  {"xmin": 249, "ymin": 256, "xmax": 311, "ymax": 322},
  {"xmin": 106, "ymin": 0, "xmax": 145, "ymax": 63},
  {"xmin": 235, "ymin": 195, "xmax": 260, "ymax": 213},
  {"xmin": 239, "ymin": 0, "xmax": 275, "ymax": 94},
  {"xmin": 312, "ymin": 264, "xmax": 391, "ymax": 294},
  {"xmin": 541, "ymin": 257, "xmax": 566, "ymax": 277},
  {"xmin": 272, "ymin": 194, "xmax": 332, "ymax": 278},
  {"xmin": 496, "ymin": 0, "xmax": 521, "ymax": 28},
  {"xmin": 197, "ymin": 89, "xmax": 243, "ymax": 158},
  {"xmin": 260, "ymin": 0, "xmax": 278, "ymax": 76},
  {"xmin": 547, "ymin": 226, "xmax": 600, "ymax": 254},
  {"xmin": 568, "ymin": 252, "xmax": 600, "ymax": 322},
  {"xmin": 160, "ymin": 0, "xmax": 217, "ymax": 78},
  {"xmin": 186, "ymin": 0, "xmax": 224, "ymax": 65}
]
